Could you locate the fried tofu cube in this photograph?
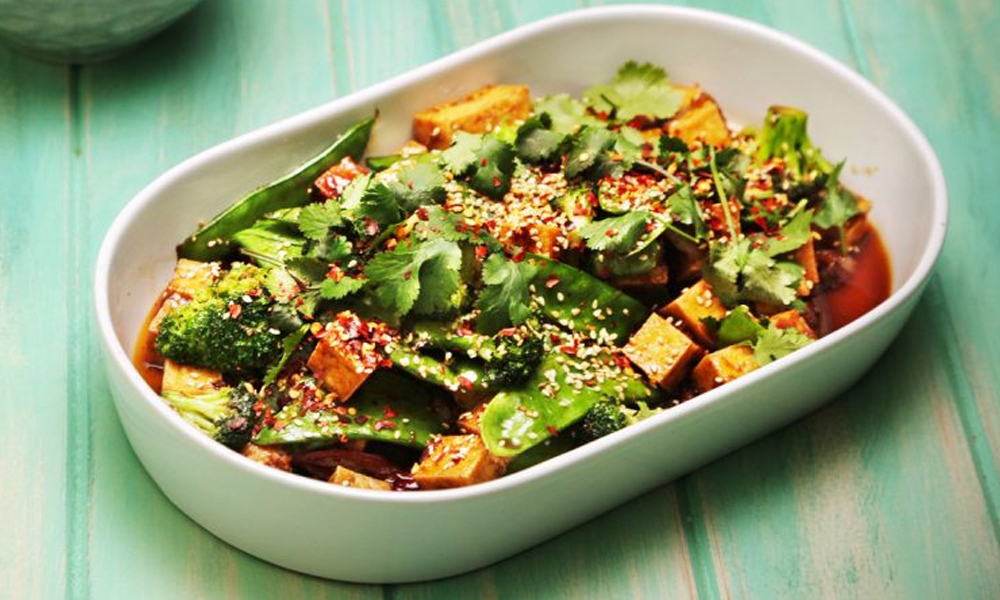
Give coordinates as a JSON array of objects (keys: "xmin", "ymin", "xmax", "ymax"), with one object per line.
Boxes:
[
  {"xmin": 147, "ymin": 293, "xmax": 188, "ymax": 338},
  {"xmin": 161, "ymin": 359, "xmax": 224, "ymax": 396},
  {"xmin": 624, "ymin": 313, "xmax": 704, "ymax": 390},
  {"xmin": 307, "ymin": 336, "xmax": 376, "ymax": 401},
  {"xmin": 411, "ymin": 435, "xmax": 507, "ymax": 489},
  {"xmin": 242, "ymin": 443, "xmax": 292, "ymax": 472},
  {"xmin": 329, "ymin": 466, "xmax": 391, "ymax": 491},
  {"xmin": 692, "ymin": 344, "xmax": 759, "ymax": 392},
  {"xmin": 795, "ymin": 237, "xmax": 820, "ymax": 296},
  {"xmin": 413, "ymin": 84, "xmax": 532, "ymax": 149},
  {"xmin": 667, "ymin": 92, "xmax": 731, "ymax": 147},
  {"xmin": 770, "ymin": 309, "xmax": 817, "ymax": 339},
  {"xmin": 167, "ymin": 259, "xmax": 219, "ymax": 299},
  {"xmin": 313, "ymin": 155, "xmax": 368, "ymax": 199},
  {"xmin": 456, "ymin": 404, "xmax": 488, "ymax": 435},
  {"xmin": 397, "ymin": 140, "xmax": 428, "ymax": 157},
  {"xmin": 662, "ymin": 279, "xmax": 727, "ymax": 346}
]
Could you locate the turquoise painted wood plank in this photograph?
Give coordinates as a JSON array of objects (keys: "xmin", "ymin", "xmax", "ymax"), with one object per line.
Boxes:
[
  {"xmin": 0, "ymin": 48, "xmax": 71, "ymax": 600},
  {"xmin": 73, "ymin": 2, "xmax": 378, "ymax": 598}
]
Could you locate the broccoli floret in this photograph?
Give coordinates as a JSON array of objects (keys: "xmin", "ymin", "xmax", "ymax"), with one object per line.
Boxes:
[
  {"xmin": 162, "ymin": 386, "xmax": 257, "ymax": 449},
  {"xmin": 156, "ymin": 264, "xmax": 283, "ymax": 376},
  {"xmin": 484, "ymin": 333, "xmax": 544, "ymax": 388},
  {"xmin": 755, "ymin": 106, "xmax": 833, "ymax": 178},
  {"xmin": 576, "ymin": 400, "xmax": 664, "ymax": 443}
]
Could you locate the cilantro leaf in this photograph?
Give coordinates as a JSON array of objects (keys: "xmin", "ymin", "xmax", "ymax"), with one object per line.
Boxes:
[
  {"xmin": 319, "ymin": 276, "xmax": 366, "ymax": 300},
  {"xmin": 411, "ymin": 205, "xmax": 503, "ymax": 252},
  {"xmin": 263, "ymin": 325, "xmax": 309, "ymax": 388},
  {"xmin": 387, "ymin": 157, "xmax": 447, "ymax": 211},
  {"xmin": 579, "ymin": 211, "xmax": 651, "ymax": 253},
  {"xmin": 306, "ymin": 232, "xmax": 352, "ymax": 262},
  {"xmin": 813, "ymin": 161, "xmax": 860, "ymax": 249},
  {"xmin": 338, "ymin": 173, "xmax": 371, "ymax": 210},
  {"xmin": 364, "ymin": 238, "xmax": 464, "ymax": 319},
  {"xmin": 353, "ymin": 182, "xmax": 404, "ymax": 228},
  {"xmin": 534, "ymin": 94, "xmax": 602, "ymax": 134},
  {"xmin": 703, "ymin": 239, "xmax": 802, "ymax": 307},
  {"xmin": 753, "ymin": 322, "xmax": 812, "ymax": 365},
  {"xmin": 515, "ymin": 114, "xmax": 565, "ymax": 164},
  {"xmin": 468, "ymin": 135, "xmax": 516, "ymax": 200},
  {"xmin": 614, "ymin": 126, "xmax": 646, "ymax": 169},
  {"xmin": 412, "ymin": 251, "xmax": 465, "ymax": 316},
  {"xmin": 441, "ymin": 131, "xmax": 482, "ymax": 175},
  {"xmin": 475, "ymin": 253, "xmax": 539, "ymax": 334},
  {"xmin": 762, "ymin": 209, "xmax": 813, "ymax": 257},
  {"xmin": 298, "ymin": 201, "xmax": 343, "ymax": 241},
  {"xmin": 665, "ymin": 185, "xmax": 707, "ymax": 241},
  {"xmin": 565, "ymin": 126, "xmax": 618, "ymax": 179},
  {"xmin": 659, "ymin": 135, "xmax": 689, "ymax": 156},
  {"xmin": 583, "ymin": 61, "xmax": 684, "ymax": 121},
  {"xmin": 714, "ymin": 305, "xmax": 765, "ymax": 347},
  {"xmin": 284, "ymin": 256, "xmax": 328, "ymax": 285}
]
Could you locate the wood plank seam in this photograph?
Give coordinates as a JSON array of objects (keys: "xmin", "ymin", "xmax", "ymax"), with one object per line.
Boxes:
[
  {"xmin": 64, "ymin": 64, "xmax": 92, "ymax": 600},
  {"xmin": 677, "ymin": 476, "xmax": 722, "ymax": 600},
  {"xmin": 836, "ymin": 0, "xmax": 875, "ymax": 79}
]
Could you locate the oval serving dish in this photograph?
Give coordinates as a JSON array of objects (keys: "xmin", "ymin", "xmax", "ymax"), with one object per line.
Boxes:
[{"xmin": 94, "ymin": 5, "xmax": 947, "ymax": 583}]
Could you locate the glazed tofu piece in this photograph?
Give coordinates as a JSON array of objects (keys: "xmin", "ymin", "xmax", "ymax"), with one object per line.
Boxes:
[
  {"xmin": 166, "ymin": 258, "xmax": 219, "ymax": 299},
  {"xmin": 242, "ymin": 443, "xmax": 292, "ymax": 472},
  {"xmin": 413, "ymin": 84, "xmax": 532, "ymax": 149},
  {"xmin": 411, "ymin": 435, "xmax": 507, "ymax": 489},
  {"xmin": 307, "ymin": 312, "xmax": 385, "ymax": 401},
  {"xmin": 313, "ymin": 155, "xmax": 368, "ymax": 199},
  {"xmin": 795, "ymin": 237, "xmax": 820, "ymax": 296},
  {"xmin": 456, "ymin": 404, "xmax": 488, "ymax": 435},
  {"xmin": 329, "ymin": 466, "xmax": 391, "ymax": 491},
  {"xmin": 770, "ymin": 309, "xmax": 817, "ymax": 339},
  {"xmin": 667, "ymin": 92, "xmax": 731, "ymax": 147},
  {"xmin": 692, "ymin": 344, "xmax": 759, "ymax": 392},
  {"xmin": 623, "ymin": 313, "xmax": 704, "ymax": 390},
  {"xmin": 662, "ymin": 279, "xmax": 727, "ymax": 346},
  {"xmin": 147, "ymin": 294, "xmax": 189, "ymax": 337},
  {"xmin": 161, "ymin": 359, "xmax": 224, "ymax": 396}
]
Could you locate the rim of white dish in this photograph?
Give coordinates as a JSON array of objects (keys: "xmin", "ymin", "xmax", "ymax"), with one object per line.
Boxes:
[{"xmin": 94, "ymin": 4, "xmax": 948, "ymax": 505}]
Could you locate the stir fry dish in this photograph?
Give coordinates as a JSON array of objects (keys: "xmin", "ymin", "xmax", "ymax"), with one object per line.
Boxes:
[{"xmin": 135, "ymin": 61, "xmax": 890, "ymax": 491}]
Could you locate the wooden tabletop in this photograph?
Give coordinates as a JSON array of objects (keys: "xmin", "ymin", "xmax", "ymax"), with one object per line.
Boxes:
[{"xmin": 2, "ymin": 0, "xmax": 998, "ymax": 598}]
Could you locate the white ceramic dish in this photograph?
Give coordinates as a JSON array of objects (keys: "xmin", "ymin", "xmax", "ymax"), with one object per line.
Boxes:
[{"xmin": 94, "ymin": 5, "xmax": 947, "ymax": 583}]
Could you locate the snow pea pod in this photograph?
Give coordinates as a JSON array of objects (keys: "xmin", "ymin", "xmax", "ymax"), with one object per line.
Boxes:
[
  {"xmin": 253, "ymin": 370, "xmax": 450, "ymax": 449},
  {"xmin": 178, "ymin": 116, "xmax": 375, "ymax": 262},
  {"xmin": 481, "ymin": 349, "xmax": 655, "ymax": 457},
  {"xmin": 527, "ymin": 254, "xmax": 647, "ymax": 345}
]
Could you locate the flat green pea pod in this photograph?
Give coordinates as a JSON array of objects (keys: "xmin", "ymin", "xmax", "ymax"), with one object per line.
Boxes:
[
  {"xmin": 527, "ymin": 254, "xmax": 648, "ymax": 345},
  {"xmin": 178, "ymin": 116, "xmax": 375, "ymax": 261},
  {"xmin": 253, "ymin": 370, "xmax": 450, "ymax": 449},
  {"xmin": 481, "ymin": 349, "xmax": 655, "ymax": 458}
]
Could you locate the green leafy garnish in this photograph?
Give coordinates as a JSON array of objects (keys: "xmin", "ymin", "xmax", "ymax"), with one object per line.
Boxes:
[
  {"xmin": 364, "ymin": 238, "xmax": 464, "ymax": 319},
  {"xmin": 319, "ymin": 276, "xmax": 366, "ymax": 300},
  {"xmin": 515, "ymin": 114, "xmax": 565, "ymax": 164},
  {"xmin": 813, "ymin": 162, "xmax": 860, "ymax": 251},
  {"xmin": 665, "ymin": 185, "xmax": 707, "ymax": 241},
  {"xmin": 753, "ymin": 322, "xmax": 812, "ymax": 365},
  {"xmin": 475, "ymin": 253, "xmax": 539, "ymax": 334},
  {"xmin": 704, "ymin": 239, "xmax": 802, "ymax": 307},
  {"xmin": 469, "ymin": 135, "xmax": 516, "ymax": 200},
  {"xmin": 762, "ymin": 208, "xmax": 813, "ymax": 257},
  {"xmin": 386, "ymin": 157, "xmax": 447, "ymax": 210},
  {"xmin": 713, "ymin": 305, "xmax": 764, "ymax": 347},
  {"xmin": 441, "ymin": 131, "xmax": 482, "ymax": 175},
  {"xmin": 297, "ymin": 200, "xmax": 343, "ymax": 241},
  {"xmin": 579, "ymin": 211, "xmax": 651, "ymax": 253},
  {"xmin": 583, "ymin": 61, "xmax": 684, "ymax": 121},
  {"xmin": 565, "ymin": 126, "xmax": 618, "ymax": 179},
  {"xmin": 534, "ymin": 94, "xmax": 602, "ymax": 134}
]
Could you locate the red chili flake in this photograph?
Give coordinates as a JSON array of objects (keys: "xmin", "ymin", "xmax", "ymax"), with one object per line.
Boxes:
[
  {"xmin": 403, "ymin": 270, "xmax": 412, "ymax": 280},
  {"xmin": 511, "ymin": 251, "xmax": 526, "ymax": 263},
  {"xmin": 497, "ymin": 327, "xmax": 518, "ymax": 337},
  {"xmin": 354, "ymin": 414, "xmax": 371, "ymax": 425},
  {"xmin": 295, "ymin": 297, "xmax": 304, "ymax": 306},
  {"xmin": 364, "ymin": 217, "xmax": 380, "ymax": 236},
  {"xmin": 605, "ymin": 229, "xmax": 617, "ymax": 238},
  {"xmin": 546, "ymin": 425, "xmax": 559, "ymax": 437},
  {"xmin": 753, "ymin": 216, "xmax": 771, "ymax": 232},
  {"xmin": 456, "ymin": 376, "xmax": 475, "ymax": 391},
  {"xmin": 614, "ymin": 354, "xmax": 631, "ymax": 369},
  {"xmin": 492, "ymin": 177, "xmax": 501, "ymax": 188},
  {"xmin": 416, "ymin": 207, "xmax": 430, "ymax": 221},
  {"xmin": 645, "ymin": 221, "xmax": 658, "ymax": 232},
  {"xmin": 326, "ymin": 265, "xmax": 344, "ymax": 282},
  {"xmin": 248, "ymin": 288, "xmax": 263, "ymax": 297},
  {"xmin": 373, "ymin": 419, "xmax": 397, "ymax": 431},
  {"xmin": 544, "ymin": 275, "xmax": 560, "ymax": 289},
  {"xmin": 228, "ymin": 303, "xmax": 242, "ymax": 319},
  {"xmin": 559, "ymin": 343, "xmax": 578, "ymax": 355},
  {"xmin": 549, "ymin": 333, "xmax": 561, "ymax": 344},
  {"xmin": 480, "ymin": 158, "xmax": 488, "ymax": 167},
  {"xmin": 475, "ymin": 245, "xmax": 488, "ymax": 259},
  {"xmin": 383, "ymin": 406, "xmax": 398, "ymax": 419}
]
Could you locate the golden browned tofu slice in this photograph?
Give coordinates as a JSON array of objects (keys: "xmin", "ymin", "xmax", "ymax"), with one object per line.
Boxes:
[
  {"xmin": 413, "ymin": 84, "xmax": 532, "ymax": 149},
  {"xmin": 411, "ymin": 435, "xmax": 507, "ymax": 489},
  {"xmin": 692, "ymin": 344, "xmax": 759, "ymax": 393},
  {"xmin": 307, "ymin": 335, "xmax": 376, "ymax": 401},
  {"xmin": 167, "ymin": 258, "xmax": 219, "ymax": 299},
  {"xmin": 242, "ymin": 443, "xmax": 292, "ymax": 472},
  {"xmin": 329, "ymin": 466, "xmax": 391, "ymax": 491},
  {"xmin": 667, "ymin": 92, "xmax": 731, "ymax": 148},
  {"xmin": 795, "ymin": 237, "xmax": 820, "ymax": 296},
  {"xmin": 456, "ymin": 404, "xmax": 488, "ymax": 435},
  {"xmin": 770, "ymin": 309, "xmax": 817, "ymax": 339},
  {"xmin": 161, "ymin": 359, "xmax": 224, "ymax": 396},
  {"xmin": 147, "ymin": 294, "xmax": 188, "ymax": 337},
  {"xmin": 662, "ymin": 279, "xmax": 727, "ymax": 346},
  {"xmin": 623, "ymin": 313, "xmax": 704, "ymax": 390}
]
